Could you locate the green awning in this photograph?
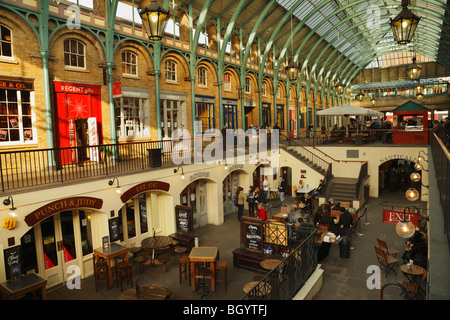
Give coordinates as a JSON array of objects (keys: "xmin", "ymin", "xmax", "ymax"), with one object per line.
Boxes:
[{"xmin": 392, "ymin": 101, "xmax": 430, "ymax": 112}]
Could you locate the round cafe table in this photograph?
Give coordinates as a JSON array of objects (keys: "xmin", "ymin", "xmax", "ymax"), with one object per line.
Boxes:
[
  {"xmin": 243, "ymin": 281, "xmax": 271, "ymax": 296},
  {"xmin": 141, "ymin": 236, "xmax": 174, "ymax": 263},
  {"xmin": 119, "ymin": 284, "xmax": 170, "ymax": 300},
  {"xmin": 260, "ymin": 258, "xmax": 281, "ymax": 271}
]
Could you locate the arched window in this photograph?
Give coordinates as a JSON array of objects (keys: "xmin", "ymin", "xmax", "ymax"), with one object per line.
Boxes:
[
  {"xmin": 121, "ymin": 50, "xmax": 138, "ymax": 76},
  {"xmin": 0, "ymin": 25, "xmax": 13, "ymax": 58},
  {"xmin": 198, "ymin": 67, "xmax": 207, "ymax": 86},
  {"xmin": 165, "ymin": 60, "xmax": 177, "ymax": 82},
  {"xmin": 245, "ymin": 77, "xmax": 251, "ymax": 94},
  {"xmin": 64, "ymin": 39, "xmax": 86, "ymax": 69}
]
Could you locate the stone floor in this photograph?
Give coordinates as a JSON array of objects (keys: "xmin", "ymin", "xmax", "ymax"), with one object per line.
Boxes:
[{"xmin": 46, "ymin": 187, "xmax": 426, "ymax": 302}]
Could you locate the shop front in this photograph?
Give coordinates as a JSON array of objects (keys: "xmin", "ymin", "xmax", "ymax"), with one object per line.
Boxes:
[
  {"xmin": 4, "ymin": 197, "xmax": 103, "ymax": 288},
  {"xmin": 392, "ymin": 101, "xmax": 430, "ymax": 145},
  {"xmin": 223, "ymin": 98, "xmax": 238, "ymax": 130},
  {"xmin": 53, "ymin": 81, "xmax": 103, "ymax": 165}
]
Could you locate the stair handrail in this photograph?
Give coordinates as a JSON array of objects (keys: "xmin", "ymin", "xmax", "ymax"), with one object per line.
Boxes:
[
  {"xmin": 284, "ymin": 133, "xmax": 340, "ymax": 163},
  {"xmin": 355, "ymin": 161, "xmax": 368, "ymax": 199}
]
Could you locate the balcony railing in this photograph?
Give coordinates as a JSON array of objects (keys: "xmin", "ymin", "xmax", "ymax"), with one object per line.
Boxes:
[{"xmin": 0, "ymin": 133, "xmax": 277, "ymax": 193}]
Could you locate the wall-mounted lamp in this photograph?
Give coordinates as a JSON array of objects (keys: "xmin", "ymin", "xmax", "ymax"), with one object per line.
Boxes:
[
  {"xmin": 410, "ymin": 172, "xmax": 421, "ymax": 182},
  {"xmin": 174, "ymin": 166, "xmax": 185, "ymax": 180},
  {"xmin": 3, "ymin": 196, "xmax": 17, "ymax": 217},
  {"xmin": 396, "ymin": 205, "xmax": 419, "ymax": 238},
  {"xmin": 108, "ymin": 177, "xmax": 122, "ymax": 194},
  {"xmin": 405, "ymin": 187, "xmax": 420, "ymax": 201},
  {"xmin": 417, "ymin": 150, "xmax": 428, "ymax": 163},
  {"xmin": 414, "ymin": 163, "xmax": 428, "ymax": 172}
]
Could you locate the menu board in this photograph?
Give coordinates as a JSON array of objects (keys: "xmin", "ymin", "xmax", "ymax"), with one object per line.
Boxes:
[
  {"xmin": 175, "ymin": 205, "xmax": 193, "ymax": 234},
  {"xmin": 4, "ymin": 246, "xmax": 21, "ymax": 280},
  {"xmin": 108, "ymin": 217, "xmax": 120, "ymax": 242},
  {"xmin": 241, "ymin": 218, "xmax": 263, "ymax": 254}
]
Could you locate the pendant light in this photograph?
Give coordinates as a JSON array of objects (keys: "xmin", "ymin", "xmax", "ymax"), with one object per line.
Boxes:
[
  {"xmin": 285, "ymin": 12, "xmax": 299, "ymax": 81},
  {"xmin": 139, "ymin": 0, "xmax": 170, "ymax": 41},
  {"xmin": 390, "ymin": 0, "xmax": 421, "ymax": 45},
  {"xmin": 406, "ymin": 57, "xmax": 422, "ymax": 80}
]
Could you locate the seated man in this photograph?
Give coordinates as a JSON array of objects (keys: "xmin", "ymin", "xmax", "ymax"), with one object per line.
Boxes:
[
  {"xmin": 312, "ymin": 179, "xmax": 323, "ymax": 198},
  {"xmin": 301, "ymin": 193, "xmax": 313, "ymax": 215}
]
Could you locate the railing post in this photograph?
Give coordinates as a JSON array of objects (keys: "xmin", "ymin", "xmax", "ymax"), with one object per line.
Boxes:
[{"xmin": 0, "ymin": 156, "xmax": 4, "ymax": 192}]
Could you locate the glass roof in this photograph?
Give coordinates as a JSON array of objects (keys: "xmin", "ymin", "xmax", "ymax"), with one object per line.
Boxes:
[{"xmin": 275, "ymin": 0, "xmax": 447, "ymax": 70}]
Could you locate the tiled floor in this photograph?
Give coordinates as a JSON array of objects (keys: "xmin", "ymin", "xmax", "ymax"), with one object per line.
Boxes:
[{"xmin": 47, "ymin": 188, "xmax": 426, "ymax": 301}]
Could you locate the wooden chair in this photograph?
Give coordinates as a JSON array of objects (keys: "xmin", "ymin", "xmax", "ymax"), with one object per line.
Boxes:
[
  {"xmin": 215, "ymin": 260, "xmax": 228, "ymax": 291},
  {"xmin": 93, "ymin": 258, "xmax": 108, "ymax": 292},
  {"xmin": 340, "ymin": 202, "xmax": 350, "ymax": 209},
  {"xmin": 374, "ymin": 246, "xmax": 399, "ymax": 277},
  {"xmin": 179, "ymin": 256, "xmax": 191, "ymax": 285},
  {"xmin": 377, "ymin": 238, "xmax": 400, "ymax": 257},
  {"xmin": 115, "ymin": 261, "xmax": 133, "ymax": 292},
  {"xmin": 330, "ymin": 210, "xmax": 342, "ymax": 218},
  {"xmin": 401, "ymin": 272, "xmax": 427, "ymax": 300}
]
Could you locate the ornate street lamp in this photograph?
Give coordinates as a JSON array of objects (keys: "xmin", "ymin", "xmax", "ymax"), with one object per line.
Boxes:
[
  {"xmin": 415, "ymin": 83, "xmax": 424, "ymax": 100},
  {"xmin": 356, "ymin": 90, "xmax": 365, "ymax": 101},
  {"xmin": 139, "ymin": 0, "xmax": 170, "ymax": 41},
  {"xmin": 390, "ymin": 0, "xmax": 421, "ymax": 45},
  {"xmin": 370, "ymin": 96, "xmax": 376, "ymax": 105},
  {"xmin": 406, "ymin": 57, "xmax": 422, "ymax": 80},
  {"xmin": 335, "ymin": 80, "xmax": 345, "ymax": 95}
]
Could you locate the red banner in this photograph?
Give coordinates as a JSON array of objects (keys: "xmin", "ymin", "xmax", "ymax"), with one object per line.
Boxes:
[{"xmin": 382, "ymin": 209, "xmax": 419, "ymax": 226}]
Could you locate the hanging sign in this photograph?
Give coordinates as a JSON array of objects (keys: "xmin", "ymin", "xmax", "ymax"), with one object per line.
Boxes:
[{"xmin": 382, "ymin": 209, "xmax": 419, "ymax": 226}]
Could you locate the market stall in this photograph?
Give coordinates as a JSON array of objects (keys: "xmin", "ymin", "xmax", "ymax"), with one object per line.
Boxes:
[{"xmin": 392, "ymin": 101, "xmax": 430, "ymax": 145}]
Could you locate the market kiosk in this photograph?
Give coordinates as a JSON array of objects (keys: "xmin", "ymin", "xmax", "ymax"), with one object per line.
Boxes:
[{"xmin": 392, "ymin": 101, "xmax": 430, "ymax": 145}]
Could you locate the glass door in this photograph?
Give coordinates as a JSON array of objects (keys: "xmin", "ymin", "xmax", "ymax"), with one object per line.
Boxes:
[
  {"xmin": 40, "ymin": 211, "xmax": 79, "ymax": 288},
  {"xmin": 197, "ymin": 180, "xmax": 208, "ymax": 227}
]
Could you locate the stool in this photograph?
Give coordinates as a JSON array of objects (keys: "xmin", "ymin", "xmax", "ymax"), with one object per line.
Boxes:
[
  {"xmin": 156, "ymin": 254, "xmax": 170, "ymax": 273},
  {"xmin": 174, "ymin": 246, "xmax": 187, "ymax": 257},
  {"xmin": 179, "ymin": 256, "xmax": 191, "ymax": 285},
  {"xmin": 93, "ymin": 258, "xmax": 108, "ymax": 292},
  {"xmin": 130, "ymin": 247, "xmax": 142, "ymax": 258},
  {"xmin": 115, "ymin": 261, "xmax": 133, "ymax": 292},
  {"xmin": 197, "ymin": 266, "xmax": 211, "ymax": 298},
  {"xmin": 215, "ymin": 260, "xmax": 228, "ymax": 290},
  {"xmin": 134, "ymin": 255, "xmax": 148, "ymax": 273}
]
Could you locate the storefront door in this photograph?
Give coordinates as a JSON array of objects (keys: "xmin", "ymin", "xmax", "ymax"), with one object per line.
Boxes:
[
  {"xmin": 223, "ymin": 172, "xmax": 239, "ymax": 215},
  {"xmin": 38, "ymin": 211, "xmax": 79, "ymax": 288},
  {"xmin": 181, "ymin": 180, "xmax": 209, "ymax": 229}
]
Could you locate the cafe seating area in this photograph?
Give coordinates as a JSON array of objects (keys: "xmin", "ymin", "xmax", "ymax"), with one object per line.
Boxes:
[{"xmin": 40, "ymin": 190, "xmax": 432, "ymax": 301}]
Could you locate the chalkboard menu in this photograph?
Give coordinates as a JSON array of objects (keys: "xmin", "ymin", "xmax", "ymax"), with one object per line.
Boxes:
[
  {"xmin": 175, "ymin": 205, "xmax": 193, "ymax": 234},
  {"xmin": 241, "ymin": 218, "xmax": 263, "ymax": 254},
  {"xmin": 108, "ymin": 217, "xmax": 120, "ymax": 242},
  {"xmin": 4, "ymin": 246, "xmax": 21, "ymax": 280}
]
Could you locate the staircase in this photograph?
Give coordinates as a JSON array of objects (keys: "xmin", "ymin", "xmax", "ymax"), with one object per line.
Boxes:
[
  {"xmin": 284, "ymin": 146, "xmax": 328, "ymax": 176},
  {"xmin": 326, "ymin": 177, "xmax": 358, "ymax": 202}
]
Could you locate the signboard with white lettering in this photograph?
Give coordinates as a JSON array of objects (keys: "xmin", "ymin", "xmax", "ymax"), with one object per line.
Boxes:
[
  {"xmin": 382, "ymin": 209, "xmax": 419, "ymax": 226},
  {"xmin": 241, "ymin": 218, "xmax": 264, "ymax": 254},
  {"xmin": 175, "ymin": 205, "xmax": 194, "ymax": 234}
]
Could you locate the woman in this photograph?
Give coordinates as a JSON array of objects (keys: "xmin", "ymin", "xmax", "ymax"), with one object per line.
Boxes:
[
  {"xmin": 236, "ymin": 187, "xmax": 246, "ymax": 220},
  {"xmin": 247, "ymin": 186, "xmax": 255, "ymax": 217},
  {"xmin": 255, "ymin": 202, "xmax": 268, "ymax": 221}
]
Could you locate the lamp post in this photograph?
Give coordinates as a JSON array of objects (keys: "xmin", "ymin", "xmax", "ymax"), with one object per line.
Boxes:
[{"xmin": 390, "ymin": 0, "xmax": 421, "ymax": 45}]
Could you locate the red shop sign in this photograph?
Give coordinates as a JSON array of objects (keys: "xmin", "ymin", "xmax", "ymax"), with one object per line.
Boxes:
[
  {"xmin": 382, "ymin": 209, "xmax": 419, "ymax": 226},
  {"xmin": 53, "ymin": 81, "xmax": 101, "ymax": 95}
]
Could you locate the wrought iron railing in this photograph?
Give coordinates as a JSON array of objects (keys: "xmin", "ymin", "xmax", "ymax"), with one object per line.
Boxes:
[
  {"xmin": 430, "ymin": 132, "xmax": 450, "ymax": 248},
  {"xmin": 241, "ymin": 229, "xmax": 318, "ymax": 300}
]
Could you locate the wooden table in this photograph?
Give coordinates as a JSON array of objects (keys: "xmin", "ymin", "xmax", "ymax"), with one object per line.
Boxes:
[
  {"xmin": 93, "ymin": 243, "xmax": 129, "ymax": 289},
  {"xmin": 272, "ymin": 212, "xmax": 289, "ymax": 222},
  {"xmin": 141, "ymin": 236, "xmax": 174, "ymax": 263},
  {"xmin": 0, "ymin": 273, "xmax": 47, "ymax": 300},
  {"xmin": 243, "ymin": 281, "xmax": 271, "ymax": 296},
  {"xmin": 189, "ymin": 247, "xmax": 218, "ymax": 293},
  {"xmin": 400, "ymin": 264, "xmax": 427, "ymax": 298},
  {"xmin": 260, "ymin": 258, "xmax": 281, "ymax": 271},
  {"xmin": 119, "ymin": 284, "xmax": 170, "ymax": 300}
]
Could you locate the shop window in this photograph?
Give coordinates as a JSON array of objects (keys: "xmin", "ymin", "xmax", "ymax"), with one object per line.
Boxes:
[
  {"xmin": 64, "ymin": 39, "xmax": 86, "ymax": 69},
  {"xmin": 114, "ymin": 97, "xmax": 150, "ymax": 138},
  {"xmin": 121, "ymin": 50, "xmax": 138, "ymax": 76},
  {"xmin": 0, "ymin": 89, "xmax": 35, "ymax": 144},
  {"xmin": 276, "ymin": 85, "xmax": 281, "ymax": 99},
  {"xmin": 224, "ymin": 73, "xmax": 232, "ymax": 91},
  {"xmin": 196, "ymin": 102, "xmax": 215, "ymax": 133},
  {"xmin": 19, "ymin": 228, "xmax": 39, "ymax": 276},
  {"xmin": 165, "ymin": 59, "xmax": 177, "ymax": 82},
  {"xmin": 0, "ymin": 25, "xmax": 13, "ymax": 58},
  {"xmin": 79, "ymin": 210, "xmax": 93, "ymax": 256},
  {"xmin": 139, "ymin": 193, "xmax": 148, "ymax": 234},
  {"xmin": 198, "ymin": 67, "xmax": 207, "ymax": 86}
]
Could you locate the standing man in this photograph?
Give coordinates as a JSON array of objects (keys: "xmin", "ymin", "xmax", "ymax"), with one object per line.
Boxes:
[
  {"xmin": 263, "ymin": 175, "xmax": 270, "ymax": 204},
  {"xmin": 278, "ymin": 176, "xmax": 287, "ymax": 207}
]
